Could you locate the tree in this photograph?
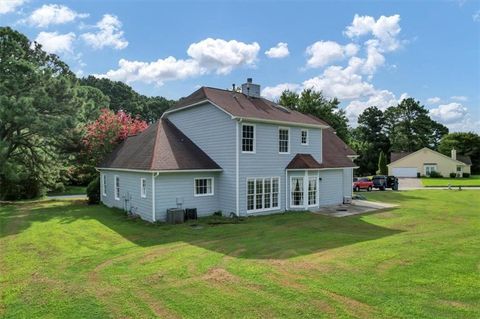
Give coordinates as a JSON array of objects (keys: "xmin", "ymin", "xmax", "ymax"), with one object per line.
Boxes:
[
  {"xmin": 385, "ymin": 98, "xmax": 448, "ymax": 152},
  {"xmin": 82, "ymin": 109, "xmax": 148, "ymax": 167},
  {"xmin": 0, "ymin": 27, "xmax": 81, "ymax": 199},
  {"xmin": 279, "ymin": 88, "xmax": 349, "ymax": 141},
  {"xmin": 438, "ymin": 132, "xmax": 480, "ymax": 173},
  {"xmin": 377, "ymin": 151, "xmax": 388, "ymax": 175}
]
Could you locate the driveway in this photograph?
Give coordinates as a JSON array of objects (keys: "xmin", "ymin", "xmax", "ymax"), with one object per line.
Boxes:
[{"xmin": 398, "ymin": 178, "xmax": 423, "ymax": 190}]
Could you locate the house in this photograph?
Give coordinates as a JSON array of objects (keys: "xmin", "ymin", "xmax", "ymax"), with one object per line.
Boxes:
[
  {"xmin": 388, "ymin": 147, "xmax": 472, "ymax": 177},
  {"xmin": 98, "ymin": 78, "xmax": 357, "ymax": 222}
]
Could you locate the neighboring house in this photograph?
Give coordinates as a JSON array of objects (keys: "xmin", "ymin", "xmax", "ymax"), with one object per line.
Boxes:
[
  {"xmin": 388, "ymin": 147, "xmax": 472, "ymax": 177},
  {"xmin": 98, "ymin": 78, "xmax": 357, "ymax": 222}
]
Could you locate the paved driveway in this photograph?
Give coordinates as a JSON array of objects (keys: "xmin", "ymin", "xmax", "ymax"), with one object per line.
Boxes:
[{"xmin": 398, "ymin": 178, "xmax": 423, "ymax": 190}]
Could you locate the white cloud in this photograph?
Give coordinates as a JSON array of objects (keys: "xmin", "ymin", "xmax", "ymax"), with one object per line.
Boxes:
[
  {"xmin": 473, "ymin": 10, "xmax": 480, "ymax": 22},
  {"xmin": 305, "ymin": 41, "xmax": 358, "ymax": 68},
  {"xmin": 25, "ymin": 4, "xmax": 88, "ymax": 27},
  {"xmin": 427, "ymin": 97, "xmax": 441, "ymax": 104},
  {"xmin": 35, "ymin": 31, "xmax": 75, "ymax": 54},
  {"xmin": 96, "ymin": 38, "xmax": 260, "ymax": 85},
  {"xmin": 81, "ymin": 14, "xmax": 128, "ymax": 50},
  {"xmin": 186, "ymin": 38, "xmax": 260, "ymax": 74},
  {"xmin": 0, "ymin": 0, "xmax": 26, "ymax": 14},
  {"xmin": 261, "ymin": 83, "xmax": 300, "ymax": 101},
  {"xmin": 451, "ymin": 95, "xmax": 468, "ymax": 101},
  {"xmin": 345, "ymin": 90, "xmax": 407, "ymax": 124},
  {"xmin": 429, "ymin": 102, "xmax": 468, "ymax": 124},
  {"xmin": 265, "ymin": 42, "xmax": 290, "ymax": 58}
]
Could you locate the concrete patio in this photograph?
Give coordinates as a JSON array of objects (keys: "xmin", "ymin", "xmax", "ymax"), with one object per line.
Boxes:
[{"xmin": 314, "ymin": 200, "xmax": 399, "ymax": 217}]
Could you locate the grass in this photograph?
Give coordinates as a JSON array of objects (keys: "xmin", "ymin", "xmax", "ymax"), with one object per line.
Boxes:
[
  {"xmin": 421, "ymin": 175, "xmax": 480, "ymax": 187},
  {"xmin": 1, "ymin": 191, "xmax": 479, "ymax": 318},
  {"xmin": 47, "ymin": 185, "xmax": 86, "ymax": 196}
]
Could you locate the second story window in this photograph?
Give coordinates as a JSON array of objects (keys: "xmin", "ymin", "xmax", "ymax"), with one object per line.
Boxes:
[
  {"xmin": 242, "ymin": 124, "xmax": 255, "ymax": 153},
  {"xmin": 279, "ymin": 128, "xmax": 289, "ymax": 153},
  {"xmin": 301, "ymin": 129, "xmax": 308, "ymax": 145}
]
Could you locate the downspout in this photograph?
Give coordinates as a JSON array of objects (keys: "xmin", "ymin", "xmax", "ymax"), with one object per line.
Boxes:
[
  {"xmin": 152, "ymin": 172, "xmax": 159, "ymax": 222},
  {"xmin": 235, "ymin": 119, "xmax": 241, "ymax": 216},
  {"xmin": 285, "ymin": 171, "xmax": 288, "ymax": 211},
  {"xmin": 304, "ymin": 170, "xmax": 308, "ymax": 210}
]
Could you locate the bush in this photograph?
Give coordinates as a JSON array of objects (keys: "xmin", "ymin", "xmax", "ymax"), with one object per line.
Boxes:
[
  {"xmin": 86, "ymin": 176, "xmax": 100, "ymax": 205},
  {"xmin": 449, "ymin": 172, "xmax": 457, "ymax": 178},
  {"xmin": 52, "ymin": 182, "xmax": 65, "ymax": 193},
  {"xmin": 428, "ymin": 171, "xmax": 443, "ymax": 178},
  {"xmin": 463, "ymin": 172, "xmax": 470, "ymax": 178}
]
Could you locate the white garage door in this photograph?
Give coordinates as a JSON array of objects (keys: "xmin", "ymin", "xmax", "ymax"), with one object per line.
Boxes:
[{"xmin": 392, "ymin": 167, "xmax": 417, "ymax": 177}]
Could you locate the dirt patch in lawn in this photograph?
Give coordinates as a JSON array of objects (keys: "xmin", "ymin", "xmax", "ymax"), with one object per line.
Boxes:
[
  {"xmin": 135, "ymin": 289, "xmax": 180, "ymax": 319},
  {"xmin": 325, "ymin": 291, "xmax": 376, "ymax": 318},
  {"xmin": 202, "ymin": 267, "xmax": 241, "ymax": 283}
]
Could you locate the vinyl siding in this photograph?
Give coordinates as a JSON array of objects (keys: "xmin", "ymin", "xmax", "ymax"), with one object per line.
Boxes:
[
  {"xmin": 318, "ymin": 169, "xmax": 344, "ymax": 206},
  {"xmin": 155, "ymin": 172, "xmax": 220, "ymax": 221},
  {"xmin": 166, "ymin": 103, "xmax": 236, "ymax": 215},
  {"xmin": 239, "ymin": 122, "xmax": 322, "ymax": 215},
  {"xmin": 100, "ymin": 170, "xmax": 153, "ymax": 221},
  {"xmin": 342, "ymin": 168, "xmax": 353, "ymax": 199}
]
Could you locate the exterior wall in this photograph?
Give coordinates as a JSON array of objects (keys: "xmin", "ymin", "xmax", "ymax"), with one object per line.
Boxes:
[
  {"xmin": 166, "ymin": 103, "xmax": 236, "ymax": 215},
  {"xmin": 342, "ymin": 168, "xmax": 353, "ymax": 199},
  {"xmin": 318, "ymin": 169, "xmax": 344, "ymax": 206},
  {"xmin": 238, "ymin": 121, "xmax": 323, "ymax": 215},
  {"xmin": 388, "ymin": 148, "xmax": 471, "ymax": 177},
  {"xmin": 100, "ymin": 170, "xmax": 153, "ymax": 222},
  {"xmin": 155, "ymin": 172, "xmax": 220, "ymax": 221}
]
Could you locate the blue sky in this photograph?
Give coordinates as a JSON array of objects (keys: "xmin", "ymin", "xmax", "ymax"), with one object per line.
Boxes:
[{"xmin": 2, "ymin": 0, "xmax": 479, "ymax": 131}]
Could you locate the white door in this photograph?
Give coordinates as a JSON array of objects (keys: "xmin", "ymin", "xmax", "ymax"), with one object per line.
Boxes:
[{"xmin": 392, "ymin": 167, "xmax": 417, "ymax": 177}]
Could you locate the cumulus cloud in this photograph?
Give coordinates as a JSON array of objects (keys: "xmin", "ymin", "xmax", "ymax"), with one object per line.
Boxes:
[
  {"xmin": 81, "ymin": 14, "xmax": 128, "ymax": 50},
  {"xmin": 96, "ymin": 38, "xmax": 260, "ymax": 85},
  {"xmin": 265, "ymin": 42, "xmax": 290, "ymax": 58},
  {"xmin": 25, "ymin": 4, "xmax": 88, "ymax": 27},
  {"xmin": 429, "ymin": 102, "xmax": 468, "ymax": 124},
  {"xmin": 473, "ymin": 10, "xmax": 480, "ymax": 22},
  {"xmin": 262, "ymin": 83, "xmax": 300, "ymax": 101},
  {"xmin": 0, "ymin": 0, "xmax": 26, "ymax": 14},
  {"xmin": 427, "ymin": 97, "xmax": 441, "ymax": 104},
  {"xmin": 305, "ymin": 41, "xmax": 358, "ymax": 68},
  {"xmin": 35, "ymin": 31, "xmax": 76, "ymax": 54},
  {"xmin": 345, "ymin": 90, "xmax": 408, "ymax": 123},
  {"xmin": 451, "ymin": 95, "xmax": 468, "ymax": 101}
]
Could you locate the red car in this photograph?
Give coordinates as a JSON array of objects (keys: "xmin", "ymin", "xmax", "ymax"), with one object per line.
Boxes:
[{"xmin": 353, "ymin": 177, "xmax": 373, "ymax": 192}]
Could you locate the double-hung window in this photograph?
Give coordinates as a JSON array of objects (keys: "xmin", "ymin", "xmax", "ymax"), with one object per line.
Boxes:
[
  {"xmin": 242, "ymin": 124, "xmax": 255, "ymax": 153},
  {"xmin": 194, "ymin": 178, "xmax": 214, "ymax": 196},
  {"xmin": 301, "ymin": 129, "xmax": 308, "ymax": 145},
  {"xmin": 291, "ymin": 177, "xmax": 304, "ymax": 207},
  {"xmin": 114, "ymin": 175, "xmax": 120, "ymax": 200},
  {"xmin": 247, "ymin": 177, "xmax": 280, "ymax": 212},
  {"xmin": 102, "ymin": 174, "xmax": 107, "ymax": 196},
  {"xmin": 279, "ymin": 128, "xmax": 290, "ymax": 153},
  {"xmin": 140, "ymin": 178, "xmax": 147, "ymax": 198},
  {"xmin": 308, "ymin": 177, "xmax": 317, "ymax": 206}
]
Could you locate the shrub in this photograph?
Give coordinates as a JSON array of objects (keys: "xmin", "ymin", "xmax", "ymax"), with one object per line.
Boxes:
[
  {"xmin": 463, "ymin": 172, "xmax": 470, "ymax": 178},
  {"xmin": 86, "ymin": 176, "xmax": 100, "ymax": 205},
  {"xmin": 417, "ymin": 172, "xmax": 421, "ymax": 178},
  {"xmin": 449, "ymin": 172, "xmax": 457, "ymax": 178},
  {"xmin": 428, "ymin": 171, "xmax": 443, "ymax": 178}
]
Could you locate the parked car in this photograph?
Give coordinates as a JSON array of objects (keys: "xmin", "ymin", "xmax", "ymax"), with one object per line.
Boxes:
[
  {"xmin": 353, "ymin": 177, "xmax": 374, "ymax": 192},
  {"xmin": 372, "ymin": 175, "xmax": 399, "ymax": 191}
]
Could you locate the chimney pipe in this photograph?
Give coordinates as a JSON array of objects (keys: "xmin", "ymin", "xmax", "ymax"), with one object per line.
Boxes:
[
  {"xmin": 232, "ymin": 83, "xmax": 236, "ymax": 91},
  {"xmin": 451, "ymin": 148, "xmax": 456, "ymax": 161}
]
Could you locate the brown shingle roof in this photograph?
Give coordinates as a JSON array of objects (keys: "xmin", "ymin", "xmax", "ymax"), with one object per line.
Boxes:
[
  {"xmin": 286, "ymin": 129, "xmax": 357, "ymax": 169},
  {"xmin": 99, "ymin": 119, "xmax": 221, "ymax": 171},
  {"xmin": 457, "ymin": 155, "xmax": 472, "ymax": 165},
  {"xmin": 171, "ymin": 87, "xmax": 329, "ymax": 127}
]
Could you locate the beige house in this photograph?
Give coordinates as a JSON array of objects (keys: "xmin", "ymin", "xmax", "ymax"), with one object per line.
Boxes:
[{"xmin": 388, "ymin": 147, "xmax": 472, "ymax": 177}]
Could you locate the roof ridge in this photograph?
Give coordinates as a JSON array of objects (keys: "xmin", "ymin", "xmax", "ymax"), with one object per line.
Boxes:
[{"xmin": 149, "ymin": 120, "xmax": 162, "ymax": 170}]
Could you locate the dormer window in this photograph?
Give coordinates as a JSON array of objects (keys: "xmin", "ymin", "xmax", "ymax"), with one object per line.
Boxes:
[
  {"xmin": 301, "ymin": 129, "xmax": 308, "ymax": 145},
  {"xmin": 242, "ymin": 124, "xmax": 255, "ymax": 153}
]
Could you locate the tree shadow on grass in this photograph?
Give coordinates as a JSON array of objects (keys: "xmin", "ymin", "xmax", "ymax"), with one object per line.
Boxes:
[{"xmin": 0, "ymin": 199, "xmax": 403, "ymax": 260}]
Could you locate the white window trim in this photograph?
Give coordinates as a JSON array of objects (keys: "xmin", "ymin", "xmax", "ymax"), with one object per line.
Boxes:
[
  {"xmin": 424, "ymin": 164, "xmax": 437, "ymax": 175},
  {"xmin": 241, "ymin": 123, "xmax": 256, "ymax": 154},
  {"xmin": 290, "ymin": 176, "xmax": 305, "ymax": 208},
  {"xmin": 246, "ymin": 177, "xmax": 280, "ymax": 214},
  {"xmin": 307, "ymin": 176, "xmax": 319, "ymax": 207},
  {"xmin": 114, "ymin": 175, "xmax": 120, "ymax": 200},
  {"xmin": 102, "ymin": 174, "xmax": 107, "ymax": 196},
  {"xmin": 194, "ymin": 177, "xmax": 214, "ymax": 197},
  {"xmin": 140, "ymin": 178, "xmax": 147, "ymax": 198},
  {"xmin": 301, "ymin": 129, "xmax": 309, "ymax": 146},
  {"xmin": 278, "ymin": 127, "xmax": 290, "ymax": 154}
]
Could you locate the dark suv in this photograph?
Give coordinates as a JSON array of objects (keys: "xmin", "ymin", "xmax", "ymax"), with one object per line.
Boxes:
[{"xmin": 372, "ymin": 175, "xmax": 399, "ymax": 191}]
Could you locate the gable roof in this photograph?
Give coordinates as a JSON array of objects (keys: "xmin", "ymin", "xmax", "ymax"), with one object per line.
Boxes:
[
  {"xmin": 99, "ymin": 119, "xmax": 221, "ymax": 171},
  {"xmin": 389, "ymin": 147, "xmax": 471, "ymax": 166},
  {"xmin": 166, "ymin": 87, "xmax": 330, "ymax": 128},
  {"xmin": 286, "ymin": 129, "xmax": 357, "ymax": 170}
]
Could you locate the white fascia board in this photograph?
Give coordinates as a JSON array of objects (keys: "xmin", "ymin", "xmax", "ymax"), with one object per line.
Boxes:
[
  {"xmin": 97, "ymin": 167, "xmax": 223, "ymax": 173},
  {"xmin": 235, "ymin": 116, "xmax": 329, "ymax": 129}
]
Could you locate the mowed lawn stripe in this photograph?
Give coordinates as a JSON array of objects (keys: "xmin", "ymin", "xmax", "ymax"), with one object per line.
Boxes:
[{"xmin": 0, "ymin": 190, "xmax": 479, "ymax": 318}]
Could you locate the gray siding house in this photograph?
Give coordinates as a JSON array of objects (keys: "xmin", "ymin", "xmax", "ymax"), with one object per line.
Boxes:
[{"xmin": 98, "ymin": 79, "xmax": 357, "ymax": 222}]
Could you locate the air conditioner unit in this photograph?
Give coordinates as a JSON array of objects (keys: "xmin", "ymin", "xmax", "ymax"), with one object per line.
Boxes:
[{"xmin": 343, "ymin": 196, "xmax": 352, "ymax": 204}]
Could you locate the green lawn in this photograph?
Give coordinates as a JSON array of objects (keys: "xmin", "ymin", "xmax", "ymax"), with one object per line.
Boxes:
[
  {"xmin": 421, "ymin": 175, "xmax": 480, "ymax": 187},
  {"xmin": 47, "ymin": 185, "xmax": 87, "ymax": 196},
  {"xmin": 1, "ymin": 191, "xmax": 479, "ymax": 318}
]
